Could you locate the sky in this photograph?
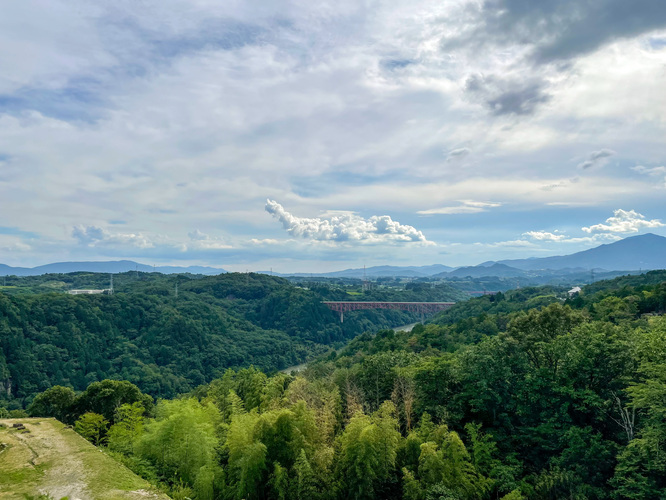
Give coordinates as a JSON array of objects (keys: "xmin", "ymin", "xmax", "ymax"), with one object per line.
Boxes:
[{"xmin": 1, "ymin": 0, "xmax": 665, "ymax": 273}]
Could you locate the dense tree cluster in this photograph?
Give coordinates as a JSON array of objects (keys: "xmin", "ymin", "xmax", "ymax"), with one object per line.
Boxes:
[
  {"xmin": 16, "ymin": 271, "xmax": 666, "ymax": 499},
  {"xmin": 0, "ymin": 272, "xmax": 444, "ymax": 407}
]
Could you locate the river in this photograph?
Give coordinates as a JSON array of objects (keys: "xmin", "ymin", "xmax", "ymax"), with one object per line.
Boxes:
[
  {"xmin": 280, "ymin": 321, "xmax": 419, "ymax": 374},
  {"xmin": 394, "ymin": 322, "xmax": 418, "ymax": 332}
]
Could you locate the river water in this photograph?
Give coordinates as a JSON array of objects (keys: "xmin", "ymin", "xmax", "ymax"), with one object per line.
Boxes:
[
  {"xmin": 394, "ymin": 322, "xmax": 418, "ymax": 332},
  {"xmin": 280, "ymin": 321, "xmax": 419, "ymax": 374}
]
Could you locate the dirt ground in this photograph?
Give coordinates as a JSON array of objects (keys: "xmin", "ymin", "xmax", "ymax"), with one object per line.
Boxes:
[{"xmin": 0, "ymin": 418, "xmax": 170, "ymax": 500}]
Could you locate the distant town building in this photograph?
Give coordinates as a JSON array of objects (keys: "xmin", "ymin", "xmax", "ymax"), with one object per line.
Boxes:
[{"xmin": 568, "ymin": 286, "xmax": 582, "ymax": 297}]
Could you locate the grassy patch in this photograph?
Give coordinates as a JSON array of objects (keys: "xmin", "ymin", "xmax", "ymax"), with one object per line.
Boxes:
[
  {"xmin": 0, "ymin": 419, "xmax": 169, "ymax": 500},
  {"xmin": 0, "ymin": 426, "xmax": 48, "ymax": 496}
]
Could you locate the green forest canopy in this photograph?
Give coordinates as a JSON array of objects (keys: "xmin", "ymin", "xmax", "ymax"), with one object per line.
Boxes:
[
  {"xmin": 0, "ymin": 272, "xmax": 463, "ymax": 406},
  {"xmin": 15, "ymin": 270, "xmax": 666, "ymax": 499}
]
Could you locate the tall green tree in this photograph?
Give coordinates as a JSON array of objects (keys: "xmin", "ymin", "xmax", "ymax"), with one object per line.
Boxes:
[
  {"xmin": 74, "ymin": 379, "xmax": 153, "ymax": 423},
  {"xmin": 27, "ymin": 385, "xmax": 76, "ymax": 423},
  {"xmin": 75, "ymin": 412, "xmax": 108, "ymax": 445},
  {"xmin": 336, "ymin": 402, "xmax": 401, "ymax": 500},
  {"xmin": 107, "ymin": 402, "xmax": 145, "ymax": 454},
  {"xmin": 137, "ymin": 398, "xmax": 220, "ymax": 486}
]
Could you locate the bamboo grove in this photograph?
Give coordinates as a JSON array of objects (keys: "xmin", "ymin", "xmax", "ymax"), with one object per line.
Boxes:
[{"xmin": 8, "ymin": 271, "xmax": 666, "ymax": 499}]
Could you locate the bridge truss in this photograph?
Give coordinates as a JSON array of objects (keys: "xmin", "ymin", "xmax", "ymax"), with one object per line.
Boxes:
[{"xmin": 322, "ymin": 301, "xmax": 455, "ymax": 322}]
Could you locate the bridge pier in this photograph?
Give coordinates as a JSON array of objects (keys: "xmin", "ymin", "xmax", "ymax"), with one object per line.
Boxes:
[{"xmin": 323, "ymin": 301, "xmax": 455, "ymax": 323}]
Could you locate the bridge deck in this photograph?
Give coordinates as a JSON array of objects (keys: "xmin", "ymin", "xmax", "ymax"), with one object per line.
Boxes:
[{"xmin": 322, "ymin": 301, "xmax": 455, "ymax": 322}]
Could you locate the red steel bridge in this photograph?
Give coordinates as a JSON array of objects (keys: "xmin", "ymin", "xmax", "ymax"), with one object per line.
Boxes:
[{"xmin": 323, "ymin": 301, "xmax": 455, "ymax": 322}]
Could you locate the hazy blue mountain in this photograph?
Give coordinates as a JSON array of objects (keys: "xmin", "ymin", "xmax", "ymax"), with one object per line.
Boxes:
[
  {"xmin": 498, "ymin": 233, "xmax": 666, "ymax": 271},
  {"xmin": 270, "ymin": 264, "xmax": 455, "ymax": 278},
  {"xmin": 440, "ymin": 263, "xmax": 527, "ymax": 278},
  {"xmin": 0, "ymin": 264, "xmax": 31, "ymax": 275},
  {"xmin": 0, "ymin": 260, "xmax": 226, "ymax": 276},
  {"xmin": 3, "ymin": 233, "xmax": 663, "ymax": 279},
  {"xmin": 151, "ymin": 265, "xmax": 226, "ymax": 275}
]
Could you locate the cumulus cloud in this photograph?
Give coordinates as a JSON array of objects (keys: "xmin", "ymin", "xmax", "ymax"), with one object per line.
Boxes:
[
  {"xmin": 577, "ymin": 149, "xmax": 616, "ymax": 170},
  {"xmin": 265, "ymin": 199, "xmax": 431, "ymax": 244},
  {"xmin": 72, "ymin": 225, "xmax": 154, "ymax": 248},
  {"xmin": 418, "ymin": 200, "xmax": 501, "ymax": 215},
  {"xmin": 582, "ymin": 209, "xmax": 665, "ymax": 233},
  {"xmin": 2, "ymin": 1, "xmax": 666, "ymax": 270}
]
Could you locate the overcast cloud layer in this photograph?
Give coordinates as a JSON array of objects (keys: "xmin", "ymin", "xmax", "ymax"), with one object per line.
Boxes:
[{"xmin": 0, "ymin": 0, "xmax": 665, "ymax": 272}]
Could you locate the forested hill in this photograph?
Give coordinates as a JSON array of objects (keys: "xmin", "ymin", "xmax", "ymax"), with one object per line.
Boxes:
[
  {"xmin": 0, "ymin": 272, "xmax": 461, "ymax": 407},
  {"xmin": 16, "ymin": 270, "xmax": 666, "ymax": 499}
]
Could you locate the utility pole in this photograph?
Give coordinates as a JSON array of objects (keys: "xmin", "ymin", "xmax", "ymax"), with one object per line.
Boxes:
[
  {"xmin": 109, "ymin": 274, "xmax": 114, "ymax": 295},
  {"xmin": 362, "ymin": 265, "xmax": 369, "ymax": 292}
]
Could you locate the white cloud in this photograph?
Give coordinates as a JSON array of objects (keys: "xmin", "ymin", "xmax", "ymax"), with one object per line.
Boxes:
[
  {"xmin": 478, "ymin": 239, "xmax": 538, "ymax": 248},
  {"xmin": 523, "ymin": 231, "xmax": 567, "ymax": 241},
  {"xmin": 250, "ymin": 238, "xmax": 280, "ymax": 245},
  {"xmin": 446, "ymin": 147, "xmax": 471, "ymax": 162},
  {"xmin": 633, "ymin": 165, "xmax": 666, "ymax": 175},
  {"xmin": 582, "ymin": 209, "xmax": 665, "ymax": 233},
  {"xmin": 577, "ymin": 149, "xmax": 616, "ymax": 170},
  {"xmin": 265, "ymin": 199, "xmax": 431, "ymax": 244},
  {"xmin": 523, "ymin": 231, "xmax": 621, "ymax": 244},
  {"xmin": 184, "ymin": 230, "xmax": 232, "ymax": 250},
  {"xmin": 0, "ymin": 2, "xmax": 665, "ymax": 269},
  {"xmin": 632, "ymin": 165, "xmax": 666, "ymax": 187},
  {"xmin": 72, "ymin": 225, "xmax": 154, "ymax": 248},
  {"xmin": 0, "ymin": 241, "xmax": 32, "ymax": 252},
  {"xmin": 418, "ymin": 200, "xmax": 501, "ymax": 215}
]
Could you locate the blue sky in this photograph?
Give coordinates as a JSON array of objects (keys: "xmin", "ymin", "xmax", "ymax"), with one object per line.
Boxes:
[{"xmin": 0, "ymin": 0, "xmax": 665, "ymax": 272}]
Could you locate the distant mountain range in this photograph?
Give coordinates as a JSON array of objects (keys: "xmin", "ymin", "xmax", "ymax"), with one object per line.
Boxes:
[
  {"xmin": 0, "ymin": 260, "xmax": 226, "ymax": 276},
  {"xmin": 495, "ymin": 233, "xmax": 666, "ymax": 271},
  {"xmin": 1, "ymin": 233, "xmax": 664, "ymax": 278},
  {"xmin": 442, "ymin": 263, "xmax": 528, "ymax": 279},
  {"xmin": 431, "ymin": 233, "xmax": 666, "ymax": 279},
  {"xmin": 280, "ymin": 233, "xmax": 666, "ymax": 279},
  {"xmin": 272, "ymin": 264, "xmax": 454, "ymax": 279}
]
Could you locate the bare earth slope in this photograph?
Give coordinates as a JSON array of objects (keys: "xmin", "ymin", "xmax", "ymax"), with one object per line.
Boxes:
[{"xmin": 0, "ymin": 418, "xmax": 170, "ymax": 500}]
